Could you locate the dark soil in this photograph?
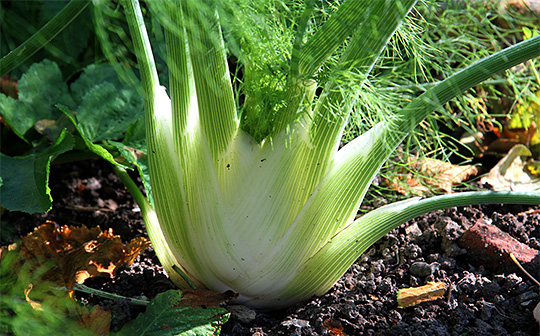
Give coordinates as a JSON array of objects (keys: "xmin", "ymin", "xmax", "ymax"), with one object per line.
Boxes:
[{"xmin": 2, "ymin": 158, "xmax": 539, "ymax": 336}]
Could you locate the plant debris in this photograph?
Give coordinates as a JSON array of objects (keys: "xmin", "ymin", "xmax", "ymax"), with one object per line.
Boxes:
[
  {"xmin": 396, "ymin": 282, "xmax": 447, "ymax": 308},
  {"xmin": 384, "ymin": 158, "xmax": 478, "ymax": 195},
  {"xmin": 0, "ymin": 221, "xmax": 150, "ymax": 335},
  {"xmin": 480, "ymin": 144, "xmax": 540, "ymax": 191}
]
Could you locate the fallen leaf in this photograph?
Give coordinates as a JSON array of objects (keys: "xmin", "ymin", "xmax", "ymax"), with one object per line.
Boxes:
[
  {"xmin": 323, "ymin": 318, "xmax": 348, "ymax": 336},
  {"xmin": 384, "ymin": 158, "xmax": 478, "ymax": 196},
  {"xmin": 397, "ymin": 282, "xmax": 446, "ymax": 308},
  {"xmin": 0, "ymin": 74, "xmax": 18, "ymax": 98},
  {"xmin": 175, "ymin": 289, "xmax": 238, "ymax": 308},
  {"xmin": 14, "ymin": 221, "xmax": 150, "ymax": 290},
  {"xmin": 1, "ymin": 221, "xmax": 151, "ymax": 335},
  {"xmin": 77, "ymin": 304, "xmax": 112, "ymax": 335},
  {"xmin": 480, "ymin": 144, "xmax": 540, "ymax": 191},
  {"xmin": 487, "ymin": 122, "xmax": 539, "ymax": 154}
]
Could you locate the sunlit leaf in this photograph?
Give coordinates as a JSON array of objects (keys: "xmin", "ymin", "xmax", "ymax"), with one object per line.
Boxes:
[
  {"xmin": 384, "ymin": 158, "xmax": 478, "ymax": 195},
  {"xmin": 480, "ymin": 144, "xmax": 540, "ymax": 191}
]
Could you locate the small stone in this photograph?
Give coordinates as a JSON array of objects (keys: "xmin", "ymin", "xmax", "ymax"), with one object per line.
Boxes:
[
  {"xmin": 519, "ymin": 290, "xmax": 539, "ymax": 302},
  {"xmin": 226, "ymin": 304, "xmax": 257, "ymax": 324},
  {"xmin": 480, "ymin": 302, "xmax": 494, "ymax": 321},
  {"xmin": 409, "ymin": 261, "xmax": 437, "ymax": 277},
  {"xmin": 534, "ymin": 302, "xmax": 540, "ymax": 324},
  {"xmin": 281, "ymin": 318, "xmax": 310, "ymax": 328},
  {"xmin": 405, "ymin": 223, "xmax": 422, "ymax": 238},
  {"xmin": 481, "ymin": 280, "xmax": 501, "ymax": 299},
  {"xmin": 494, "ymin": 294, "xmax": 505, "ymax": 304}
]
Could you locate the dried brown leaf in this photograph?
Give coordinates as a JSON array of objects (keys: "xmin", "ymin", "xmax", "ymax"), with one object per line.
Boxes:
[
  {"xmin": 176, "ymin": 289, "xmax": 238, "ymax": 308},
  {"xmin": 77, "ymin": 304, "xmax": 112, "ymax": 335},
  {"xmin": 384, "ymin": 158, "xmax": 478, "ymax": 196},
  {"xmin": 1, "ymin": 221, "xmax": 150, "ymax": 335},
  {"xmin": 12, "ymin": 221, "xmax": 150, "ymax": 289},
  {"xmin": 323, "ymin": 318, "xmax": 348, "ymax": 336},
  {"xmin": 480, "ymin": 144, "xmax": 540, "ymax": 191}
]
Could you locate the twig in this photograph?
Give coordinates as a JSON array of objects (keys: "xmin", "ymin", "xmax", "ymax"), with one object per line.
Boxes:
[
  {"xmin": 510, "ymin": 253, "xmax": 540, "ymax": 287},
  {"xmin": 54, "ymin": 284, "xmax": 149, "ymax": 306}
]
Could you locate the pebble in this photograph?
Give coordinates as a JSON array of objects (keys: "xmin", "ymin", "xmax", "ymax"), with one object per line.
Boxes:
[
  {"xmin": 519, "ymin": 290, "xmax": 539, "ymax": 302},
  {"xmin": 226, "ymin": 304, "xmax": 257, "ymax": 324},
  {"xmin": 409, "ymin": 261, "xmax": 437, "ymax": 277}
]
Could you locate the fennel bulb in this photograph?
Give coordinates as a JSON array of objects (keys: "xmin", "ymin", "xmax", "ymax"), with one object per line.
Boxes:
[{"xmin": 120, "ymin": 0, "xmax": 540, "ymax": 309}]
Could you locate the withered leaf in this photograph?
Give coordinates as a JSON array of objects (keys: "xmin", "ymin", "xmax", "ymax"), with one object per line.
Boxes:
[
  {"xmin": 480, "ymin": 144, "xmax": 540, "ymax": 191},
  {"xmin": 323, "ymin": 318, "xmax": 348, "ymax": 336},
  {"xmin": 13, "ymin": 221, "xmax": 150, "ymax": 289},
  {"xmin": 175, "ymin": 289, "xmax": 238, "ymax": 308},
  {"xmin": 77, "ymin": 304, "xmax": 112, "ymax": 335},
  {"xmin": 1, "ymin": 221, "xmax": 151, "ymax": 335},
  {"xmin": 384, "ymin": 158, "xmax": 478, "ymax": 196}
]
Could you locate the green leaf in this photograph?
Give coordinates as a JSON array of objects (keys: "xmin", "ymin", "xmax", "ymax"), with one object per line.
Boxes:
[
  {"xmin": 118, "ymin": 290, "xmax": 229, "ymax": 336},
  {"xmin": 0, "ymin": 94, "xmax": 34, "ymax": 140},
  {"xmin": 17, "ymin": 59, "xmax": 76, "ymax": 117},
  {"xmin": 123, "ymin": 118, "xmax": 147, "ymax": 152},
  {"xmin": 0, "ymin": 59, "xmax": 75, "ymax": 140},
  {"xmin": 0, "ymin": 129, "xmax": 74, "ymax": 213},
  {"xmin": 57, "ymin": 104, "xmax": 126, "ymax": 168},
  {"xmin": 76, "ymin": 82, "xmax": 144, "ymax": 142},
  {"xmin": 70, "ymin": 63, "xmax": 125, "ymax": 105}
]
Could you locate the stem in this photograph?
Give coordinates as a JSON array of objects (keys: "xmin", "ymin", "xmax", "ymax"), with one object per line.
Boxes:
[
  {"xmin": 288, "ymin": 0, "xmax": 315, "ymax": 79},
  {"xmin": 379, "ymin": 76, "xmax": 539, "ymax": 92},
  {"xmin": 0, "ymin": 0, "xmax": 90, "ymax": 76},
  {"xmin": 284, "ymin": 191, "xmax": 540, "ymax": 304},
  {"xmin": 55, "ymin": 284, "xmax": 149, "ymax": 306},
  {"xmin": 121, "ymin": 0, "xmax": 159, "ymax": 98},
  {"xmin": 396, "ymin": 35, "xmax": 540, "ymax": 138},
  {"xmin": 111, "ymin": 165, "xmax": 148, "ymax": 212},
  {"xmin": 111, "ymin": 164, "xmax": 193, "ymax": 289}
]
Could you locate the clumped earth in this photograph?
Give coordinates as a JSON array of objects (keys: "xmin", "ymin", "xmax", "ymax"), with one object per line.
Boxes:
[{"xmin": 2, "ymin": 159, "xmax": 539, "ymax": 336}]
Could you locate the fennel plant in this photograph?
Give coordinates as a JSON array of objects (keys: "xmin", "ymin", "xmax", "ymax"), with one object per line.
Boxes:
[{"xmin": 117, "ymin": 0, "xmax": 540, "ymax": 309}]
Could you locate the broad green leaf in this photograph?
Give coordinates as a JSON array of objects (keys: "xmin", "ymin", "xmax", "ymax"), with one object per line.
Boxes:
[
  {"xmin": 0, "ymin": 94, "xmax": 34, "ymax": 140},
  {"xmin": 57, "ymin": 104, "xmax": 126, "ymax": 168},
  {"xmin": 76, "ymin": 82, "xmax": 144, "ymax": 142},
  {"xmin": 17, "ymin": 59, "xmax": 76, "ymax": 117},
  {"xmin": 123, "ymin": 118, "xmax": 147, "ymax": 152},
  {"xmin": 70, "ymin": 63, "xmax": 125, "ymax": 105},
  {"xmin": 118, "ymin": 290, "xmax": 229, "ymax": 336},
  {"xmin": 0, "ymin": 129, "xmax": 73, "ymax": 213},
  {"xmin": 0, "ymin": 59, "xmax": 75, "ymax": 140}
]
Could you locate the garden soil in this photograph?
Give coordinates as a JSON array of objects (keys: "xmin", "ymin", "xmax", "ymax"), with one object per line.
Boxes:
[{"xmin": 2, "ymin": 158, "xmax": 539, "ymax": 336}]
